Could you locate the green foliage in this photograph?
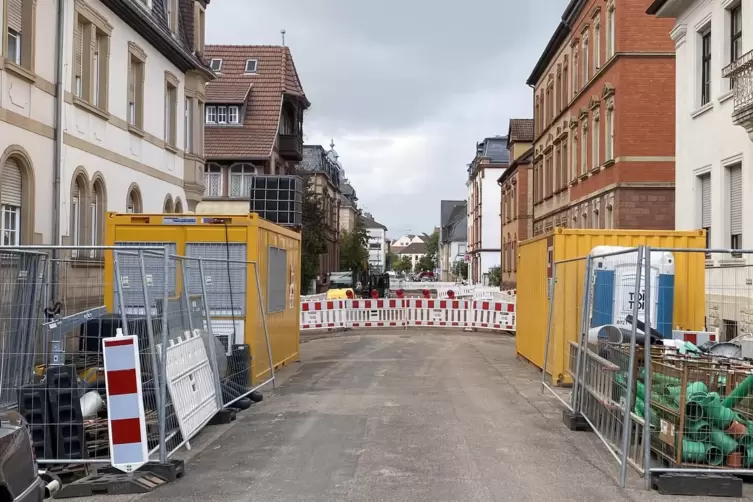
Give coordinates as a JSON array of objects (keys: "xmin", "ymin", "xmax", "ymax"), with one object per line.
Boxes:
[
  {"xmin": 452, "ymin": 260, "xmax": 468, "ymax": 280},
  {"xmin": 340, "ymin": 211, "xmax": 370, "ymax": 273},
  {"xmin": 301, "ymin": 183, "xmax": 328, "ymax": 294},
  {"xmin": 386, "ymin": 251, "xmax": 398, "ymax": 271},
  {"xmin": 426, "ymin": 231, "xmax": 439, "ymax": 264},
  {"xmin": 415, "ymin": 254, "xmax": 435, "ymax": 273},
  {"xmin": 392, "ymin": 255, "xmax": 413, "ymax": 275},
  {"xmin": 488, "ymin": 265, "xmax": 501, "ymax": 287}
]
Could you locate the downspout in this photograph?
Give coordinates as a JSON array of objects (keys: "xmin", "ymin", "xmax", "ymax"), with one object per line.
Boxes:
[
  {"xmin": 527, "ymin": 83, "xmax": 536, "ymax": 237},
  {"xmin": 52, "ymin": 0, "xmax": 66, "ymax": 299}
]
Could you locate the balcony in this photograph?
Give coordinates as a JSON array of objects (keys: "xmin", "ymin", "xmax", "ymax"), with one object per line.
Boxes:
[
  {"xmin": 722, "ymin": 49, "xmax": 753, "ymax": 141},
  {"xmin": 278, "ymin": 133, "xmax": 303, "ymax": 161}
]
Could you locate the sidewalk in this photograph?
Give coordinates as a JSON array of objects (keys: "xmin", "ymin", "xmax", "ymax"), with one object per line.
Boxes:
[{"xmin": 97, "ymin": 331, "xmax": 750, "ymax": 501}]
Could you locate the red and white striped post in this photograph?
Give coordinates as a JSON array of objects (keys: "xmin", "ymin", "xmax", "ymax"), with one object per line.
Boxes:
[{"xmin": 103, "ymin": 328, "xmax": 149, "ymax": 473}]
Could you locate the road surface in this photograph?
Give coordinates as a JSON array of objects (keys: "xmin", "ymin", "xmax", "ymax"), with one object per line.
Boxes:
[{"xmin": 121, "ymin": 331, "xmax": 748, "ymax": 501}]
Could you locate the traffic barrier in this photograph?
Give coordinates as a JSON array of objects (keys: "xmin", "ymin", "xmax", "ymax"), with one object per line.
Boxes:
[
  {"xmin": 300, "ymin": 298, "xmax": 516, "ymax": 332},
  {"xmin": 671, "ymin": 329, "xmax": 719, "ymax": 346},
  {"xmin": 301, "ymin": 293, "xmax": 327, "ymax": 302}
]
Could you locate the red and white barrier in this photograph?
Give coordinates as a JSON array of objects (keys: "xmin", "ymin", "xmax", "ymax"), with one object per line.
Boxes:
[
  {"xmin": 672, "ymin": 329, "xmax": 719, "ymax": 346},
  {"xmin": 300, "ymin": 298, "xmax": 516, "ymax": 333},
  {"xmin": 103, "ymin": 331, "xmax": 149, "ymax": 473}
]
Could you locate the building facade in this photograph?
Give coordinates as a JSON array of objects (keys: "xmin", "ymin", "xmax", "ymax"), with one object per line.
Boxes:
[
  {"xmin": 1, "ymin": 0, "xmax": 212, "ymax": 248},
  {"xmin": 198, "ymin": 44, "xmax": 308, "ymax": 212},
  {"xmin": 439, "ymin": 199, "xmax": 467, "ymax": 281},
  {"xmin": 301, "ymin": 143, "xmax": 342, "ymax": 284},
  {"xmin": 499, "ymin": 119, "xmax": 534, "ymax": 289},
  {"xmin": 467, "ymin": 136, "xmax": 507, "ymax": 284},
  {"xmin": 339, "ymin": 181, "xmax": 358, "ymax": 233},
  {"xmin": 396, "ymin": 241, "xmax": 427, "ymax": 271},
  {"xmin": 363, "ymin": 213, "xmax": 387, "ymax": 272},
  {"xmin": 648, "ymin": 0, "xmax": 753, "ymax": 338},
  {"xmin": 391, "ymin": 233, "xmax": 429, "ymax": 253},
  {"xmin": 527, "ymin": 0, "xmax": 676, "ymax": 236}
]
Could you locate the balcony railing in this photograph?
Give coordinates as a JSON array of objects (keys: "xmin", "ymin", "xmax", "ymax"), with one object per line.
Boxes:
[
  {"xmin": 278, "ymin": 133, "xmax": 303, "ymax": 161},
  {"xmin": 722, "ymin": 49, "xmax": 753, "ymax": 139}
]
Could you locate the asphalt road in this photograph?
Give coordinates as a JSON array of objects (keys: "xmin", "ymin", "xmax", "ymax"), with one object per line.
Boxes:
[{"xmin": 110, "ymin": 331, "xmax": 749, "ymax": 501}]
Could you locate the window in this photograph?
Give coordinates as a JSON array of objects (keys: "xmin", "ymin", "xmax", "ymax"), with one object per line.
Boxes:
[
  {"xmin": 127, "ymin": 44, "xmax": 146, "ymax": 129},
  {"xmin": 605, "ymin": 102, "xmax": 614, "ymax": 160},
  {"xmin": 228, "ymin": 106, "xmax": 240, "ymax": 124},
  {"xmin": 126, "ymin": 187, "xmax": 142, "ymax": 214},
  {"xmin": 229, "ymin": 163, "xmax": 256, "ymax": 198},
  {"xmin": 607, "ymin": 4, "xmax": 615, "ymax": 58},
  {"xmin": 572, "ymin": 132, "xmax": 579, "ymax": 180},
  {"xmin": 72, "ymin": 10, "xmax": 111, "ymax": 112},
  {"xmin": 0, "ymin": 157, "xmax": 22, "ymax": 246},
  {"xmin": 594, "ymin": 20, "xmax": 601, "ymax": 71},
  {"xmin": 592, "ymin": 113, "xmax": 600, "ymax": 169},
  {"xmin": 562, "ymin": 64, "xmax": 569, "ymax": 106},
  {"xmin": 582, "ymin": 38, "xmax": 589, "ymax": 84},
  {"xmin": 71, "ymin": 195, "xmax": 81, "ymax": 245},
  {"xmin": 1, "ymin": 206, "xmax": 20, "ymax": 246},
  {"xmin": 91, "ymin": 180, "xmax": 104, "ymax": 251},
  {"xmin": 729, "ymin": 164, "xmax": 742, "ymax": 249},
  {"xmin": 700, "ymin": 173, "xmax": 711, "ymax": 248},
  {"xmin": 166, "ymin": 0, "xmax": 179, "ymax": 34},
  {"xmin": 562, "ymin": 141, "xmax": 569, "ymax": 186},
  {"xmin": 209, "ymin": 58, "xmax": 222, "ymax": 71},
  {"xmin": 164, "ymin": 73, "xmax": 179, "ymax": 147},
  {"xmin": 204, "ymin": 165, "xmax": 222, "ymax": 197},
  {"xmin": 580, "ymin": 121, "xmax": 587, "ymax": 175},
  {"xmin": 194, "ymin": 3, "xmax": 206, "ymax": 54},
  {"xmin": 244, "ymin": 59, "xmax": 258, "ymax": 74},
  {"xmin": 185, "ymin": 98, "xmax": 194, "ymax": 153},
  {"xmin": 217, "ymin": 106, "xmax": 227, "ymax": 124},
  {"xmin": 701, "ymin": 30, "xmax": 712, "ymax": 106},
  {"xmin": 573, "ymin": 53, "xmax": 579, "ymax": 93},
  {"xmin": 7, "ymin": 29, "xmax": 20, "ymax": 65},
  {"xmin": 206, "ymin": 105, "xmax": 217, "ymax": 123},
  {"xmin": 730, "ymin": 4, "xmax": 742, "ymax": 63}
]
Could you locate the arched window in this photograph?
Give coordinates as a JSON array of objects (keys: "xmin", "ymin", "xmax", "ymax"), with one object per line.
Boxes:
[
  {"xmin": 1, "ymin": 157, "xmax": 23, "ymax": 245},
  {"xmin": 163, "ymin": 194, "xmax": 174, "ymax": 213},
  {"xmin": 229, "ymin": 163, "xmax": 257, "ymax": 198},
  {"xmin": 91, "ymin": 177, "xmax": 106, "ymax": 249},
  {"xmin": 71, "ymin": 171, "xmax": 89, "ymax": 246},
  {"xmin": 174, "ymin": 197, "xmax": 183, "ymax": 214},
  {"xmin": 126, "ymin": 185, "xmax": 143, "ymax": 213}
]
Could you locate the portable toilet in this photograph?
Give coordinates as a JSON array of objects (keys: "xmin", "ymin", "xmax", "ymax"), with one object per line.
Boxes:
[{"xmin": 589, "ymin": 246, "xmax": 674, "ymax": 338}]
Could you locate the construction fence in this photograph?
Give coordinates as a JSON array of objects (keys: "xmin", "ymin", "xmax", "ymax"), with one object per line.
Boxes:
[
  {"xmin": 543, "ymin": 245, "xmax": 753, "ymax": 490},
  {"xmin": 0, "ymin": 245, "xmax": 276, "ymax": 475}
]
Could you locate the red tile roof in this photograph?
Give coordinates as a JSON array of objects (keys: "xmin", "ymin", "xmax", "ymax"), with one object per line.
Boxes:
[
  {"xmin": 205, "ymin": 81, "xmax": 253, "ymax": 104},
  {"xmin": 204, "ymin": 45, "xmax": 309, "ymax": 159},
  {"xmin": 508, "ymin": 119, "xmax": 534, "ymax": 143}
]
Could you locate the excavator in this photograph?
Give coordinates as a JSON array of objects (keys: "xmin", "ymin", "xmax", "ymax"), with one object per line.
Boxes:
[{"xmin": 327, "ymin": 266, "xmax": 391, "ymax": 299}]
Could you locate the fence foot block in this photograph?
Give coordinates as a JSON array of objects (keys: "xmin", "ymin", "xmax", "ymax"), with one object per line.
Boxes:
[
  {"xmin": 652, "ymin": 473, "xmax": 742, "ymax": 497},
  {"xmin": 209, "ymin": 408, "xmax": 237, "ymax": 425},
  {"xmin": 53, "ymin": 472, "xmax": 168, "ymax": 498},
  {"xmin": 139, "ymin": 459, "xmax": 185, "ymax": 483},
  {"xmin": 562, "ymin": 410, "xmax": 592, "ymax": 432}
]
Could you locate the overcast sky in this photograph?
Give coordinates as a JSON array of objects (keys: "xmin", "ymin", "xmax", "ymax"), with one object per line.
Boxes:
[{"xmin": 206, "ymin": 1, "xmax": 565, "ymax": 238}]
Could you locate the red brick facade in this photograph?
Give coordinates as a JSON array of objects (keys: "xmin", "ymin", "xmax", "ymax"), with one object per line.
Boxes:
[
  {"xmin": 500, "ymin": 156, "xmax": 532, "ymax": 289},
  {"xmin": 527, "ymin": 0, "xmax": 676, "ymax": 235}
]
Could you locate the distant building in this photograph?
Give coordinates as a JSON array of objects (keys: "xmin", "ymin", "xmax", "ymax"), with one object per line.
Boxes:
[
  {"xmin": 439, "ymin": 200, "xmax": 468, "ymax": 282},
  {"xmin": 363, "ymin": 213, "xmax": 388, "ymax": 272},
  {"xmin": 339, "ymin": 181, "xmax": 359, "ymax": 233},
  {"xmin": 397, "ymin": 242, "xmax": 428, "ymax": 271},
  {"xmin": 391, "ymin": 233, "xmax": 429, "ymax": 253},
  {"xmin": 499, "ymin": 119, "xmax": 534, "ymax": 289},
  {"xmin": 467, "ymin": 136, "xmax": 508, "ymax": 284},
  {"xmin": 300, "ymin": 142, "xmax": 343, "ymax": 285}
]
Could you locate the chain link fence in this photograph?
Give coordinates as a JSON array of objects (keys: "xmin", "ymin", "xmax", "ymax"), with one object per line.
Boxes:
[{"xmin": 0, "ymin": 245, "xmax": 274, "ymax": 477}]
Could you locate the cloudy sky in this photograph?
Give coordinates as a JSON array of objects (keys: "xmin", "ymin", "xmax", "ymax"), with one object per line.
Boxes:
[{"xmin": 206, "ymin": 1, "xmax": 565, "ymax": 238}]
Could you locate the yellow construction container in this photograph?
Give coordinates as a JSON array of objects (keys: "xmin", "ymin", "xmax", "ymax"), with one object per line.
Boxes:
[
  {"xmin": 104, "ymin": 212, "xmax": 301, "ymax": 383},
  {"xmin": 516, "ymin": 228, "xmax": 706, "ymax": 385}
]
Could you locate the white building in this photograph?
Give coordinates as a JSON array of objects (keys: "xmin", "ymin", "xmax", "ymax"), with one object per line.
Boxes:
[
  {"xmin": 0, "ymin": 0, "xmax": 212, "ymax": 247},
  {"xmin": 439, "ymin": 200, "xmax": 467, "ymax": 281},
  {"xmin": 391, "ymin": 233, "xmax": 428, "ymax": 250},
  {"xmin": 467, "ymin": 136, "xmax": 507, "ymax": 284},
  {"xmin": 363, "ymin": 213, "xmax": 387, "ymax": 272},
  {"xmin": 649, "ymin": 0, "xmax": 753, "ymax": 338}
]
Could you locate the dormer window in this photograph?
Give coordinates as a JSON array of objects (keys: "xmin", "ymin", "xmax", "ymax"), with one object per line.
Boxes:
[
  {"xmin": 210, "ymin": 58, "xmax": 222, "ymax": 72},
  {"xmin": 205, "ymin": 105, "xmax": 241, "ymax": 124},
  {"xmin": 244, "ymin": 59, "xmax": 258, "ymax": 74}
]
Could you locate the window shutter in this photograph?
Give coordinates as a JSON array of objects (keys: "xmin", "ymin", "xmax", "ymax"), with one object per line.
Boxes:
[
  {"xmin": 127, "ymin": 60, "xmax": 135, "ymax": 103},
  {"xmin": 75, "ymin": 18, "xmax": 83, "ymax": 78},
  {"xmin": 701, "ymin": 174, "xmax": 711, "ymax": 228},
  {"xmin": 729, "ymin": 165, "xmax": 742, "ymax": 235},
  {"xmin": 2, "ymin": 158, "xmax": 23, "ymax": 207},
  {"xmin": 8, "ymin": 0, "xmax": 22, "ymax": 32}
]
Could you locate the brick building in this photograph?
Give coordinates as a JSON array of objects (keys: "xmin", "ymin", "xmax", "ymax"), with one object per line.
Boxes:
[
  {"xmin": 499, "ymin": 119, "xmax": 534, "ymax": 289},
  {"xmin": 526, "ymin": 0, "xmax": 676, "ymax": 235}
]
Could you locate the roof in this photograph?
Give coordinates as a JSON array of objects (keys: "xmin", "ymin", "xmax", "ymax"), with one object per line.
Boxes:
[
  {"xmin": 477, "ymin": 136, "xmax": 510, "ymax": 163},
  {"xmin": 440, "ymin": 200, "xmax": 467, "ymax": 243},
  {"xmin": 300, "ymin": 145, "xmax": 341, "ymax": 187},
  {"xmin": 526, "ymin": 0, "xmax": 586, "ymax": 86},
  {"xmin": 363, "ymin": 213, "xmax": 387, "ymax": 231},
  {"xmin": 204, "ymin": 45, "xmax": 309, "ymax": 159},
  {"xmin": 398, "ymin": 242, "xmax": 427, "ymax": 255},
  {"xmin": 646, "ymin": 0, "xmax": 668, "ymax": 14},
  {"xmin": 508, "ymin": 119, "xmax": 534, "ymax": 143},
  {"xmin": 497, "ymin": 146, "xmax": 533, "ymax": 185},
  {"xmin": 205, "ymin": 81, "xmax": 253, "ymax": 104}
]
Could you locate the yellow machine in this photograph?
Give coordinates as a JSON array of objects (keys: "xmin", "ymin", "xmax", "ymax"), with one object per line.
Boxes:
[{"xmin": 104, "ymin": 212, "xmax": 301, "ymax": 383}]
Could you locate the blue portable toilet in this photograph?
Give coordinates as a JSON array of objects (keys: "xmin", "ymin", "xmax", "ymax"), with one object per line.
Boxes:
[{"xmin": 589, "ymin": 246, "xmax": 674, "ymax": 338}]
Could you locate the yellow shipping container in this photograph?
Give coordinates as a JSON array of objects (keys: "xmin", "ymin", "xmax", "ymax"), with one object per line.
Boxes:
[
  {"xmin": 516, "ymin": 228, "xmax": 706, "ymax": 386},
  {"xmin": 104, "ymin": 212, "xmax": 301, "ymax": 384}
]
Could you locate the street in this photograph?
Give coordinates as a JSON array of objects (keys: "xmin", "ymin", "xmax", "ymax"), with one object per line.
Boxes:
[{"xmin": 112, "ymin": 331, "xmax": 747, "ymax": 502}]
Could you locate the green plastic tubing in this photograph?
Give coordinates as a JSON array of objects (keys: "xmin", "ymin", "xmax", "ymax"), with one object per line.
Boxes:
[
  {"xmin": 681, "ymin": 439, "xmax": 707, "ymax": 463},
  {"xmin": 705, "ymin": 397, "xmax": 736, "ymax": 429},
  {"xmin": 686, "ymin": 419, "xmax": 712, "ymax": 443},
  {"xmin": 745, "ymin": 446, "xmax": 753, "ymax": 468},
  {"xmin": 721, "ymin": 374, "xmax": 753, "ymax": 409},
  {"xmin": 706, "ymin": 446, "xmax": 724, "ymax": 466},
  {"xmin": 711, "ymin": 430, "xmax": 739, "ymax": 455}
]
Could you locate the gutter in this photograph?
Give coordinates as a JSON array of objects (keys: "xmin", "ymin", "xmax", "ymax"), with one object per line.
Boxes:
[{"xmin": 52, "ymin": 0, "xmax": 66, "ymax": 297}]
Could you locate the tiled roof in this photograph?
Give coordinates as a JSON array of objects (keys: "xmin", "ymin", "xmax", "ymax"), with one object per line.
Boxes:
[
  {"xmin": 398, "ymin": 242, "xmax": 427, "ymax": 255},
  {"xmin": 508, "ymin": 119, "xmax": 534, "ymax": 143},
  {"xmin": 363, "ymin": 214, "xmax": 387, "ymax": 231},
  {"xmin": 206, "ymin": 82, "xmax": 253, "ymax": 104},
  {"xmin": 204, "ymin": 45, "xmax": 309, "ymax": 159}
]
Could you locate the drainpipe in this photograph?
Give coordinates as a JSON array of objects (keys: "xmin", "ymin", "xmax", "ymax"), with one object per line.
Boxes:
[
  {"xmin": 52, "ymin": 0, "xmax": 66, "ymax": 299},
  {"xmin": 527, "ymin": 82, "xmax": 536, "ymax": 236}
]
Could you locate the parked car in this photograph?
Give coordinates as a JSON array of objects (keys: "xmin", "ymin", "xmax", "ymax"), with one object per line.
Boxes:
[{"xmin": 0, "ymin": 410, "xmax": 45, "ymax": 502}]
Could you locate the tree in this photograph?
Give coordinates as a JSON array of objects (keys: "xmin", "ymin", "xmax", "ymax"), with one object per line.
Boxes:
[
  {"xmin": 488, "ymin": 266, "xmax": 501, "ymax": 287},
  {"xmin": 301, "ymin": 183, "xmax": 328, "ymax": 294},
  {"xmin": 386, "ymin": 251, "xmax": 398, "ymax": 271},
  {"xmin": 452, "ymin": 260, "xmax": 468, "ymax": 280},
  {"xmin": 340, "ymin": 211, "xmax": 369, "ymax": 272},
  {"xmin": 415, "ymin": 255, "xmax": 435, "ymax": 273},
  {"xmin": 392, "ymin": 255, "xmax": 412, "ymax": 275},
  {"xmin": 426, "ymin": 231, "xmax": 439, "ymax": 265}
]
